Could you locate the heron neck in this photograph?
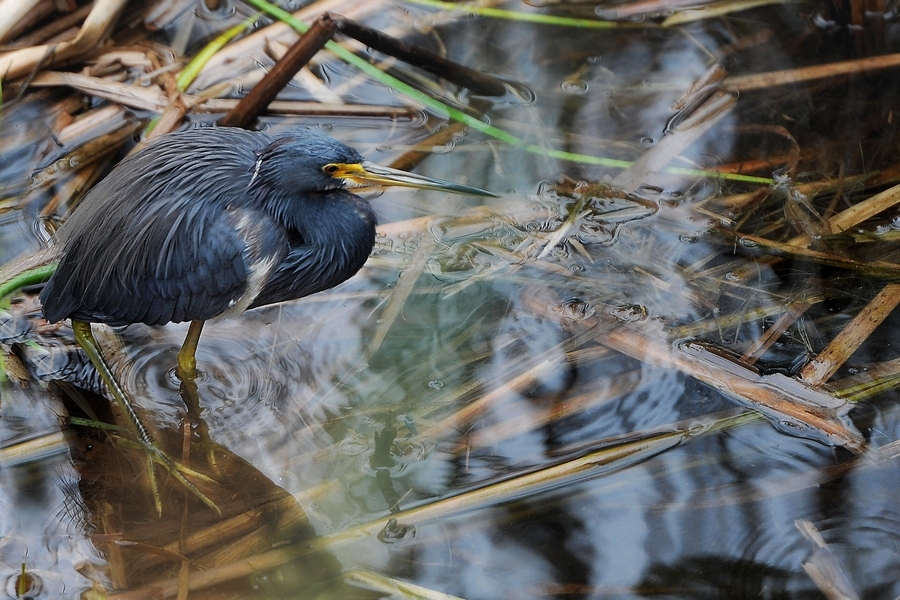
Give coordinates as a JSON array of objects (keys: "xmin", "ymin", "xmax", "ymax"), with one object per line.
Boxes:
[{"xmin": 271, "ymin": 190, "xmax": 373, "ymax": 241}]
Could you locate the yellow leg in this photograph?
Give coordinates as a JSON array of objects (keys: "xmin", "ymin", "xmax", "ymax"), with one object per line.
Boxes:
[
  {"xmin": 71, "ymin": 320, "xmax": 219, "ymax": 515},
  {"xmin": 174, "ymin": 319, "xmax": 217, "ymax": 469},
  {"xmin": 72, "ymin": 321, "xmax": 153, "ymax": 447},
  {"xmin": 177, "ymin": 320, "xmax": 205, "ymax": 382}
]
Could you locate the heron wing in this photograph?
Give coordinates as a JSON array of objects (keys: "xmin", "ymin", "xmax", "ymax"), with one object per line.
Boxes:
[
  {"xmin": 43, "ymin": 202, "xmax": 286, "ymax": 326},
  {"xmin": 40, "ymin": 128, "xmax": 287, "ymax": 326}
]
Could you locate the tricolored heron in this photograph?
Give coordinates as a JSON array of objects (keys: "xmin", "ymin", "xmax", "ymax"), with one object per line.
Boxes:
[{"xmin": 39, "ymin": 126, "xmax": 495, "ymax": 510}]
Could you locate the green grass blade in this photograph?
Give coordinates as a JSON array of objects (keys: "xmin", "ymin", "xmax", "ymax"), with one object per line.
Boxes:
[
  {"xmin": 403, "ymin": 0, "xmax": 640, "ymax": 29},
  {"xmin": 177, "ymin": 15, "xmax": 262, "ymax": 92},
  {"xmin": 0, "ymin": 263, "xmax": 57, "ymax": 301}
]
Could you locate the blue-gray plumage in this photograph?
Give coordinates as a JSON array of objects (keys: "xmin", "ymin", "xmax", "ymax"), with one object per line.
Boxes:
[
  {"xmin": 35, "ymin": 125, "xmax": 495, "ymax": 513},
  {"xmin": 40, "ymin": 126, "xmax": 494, "ymax": 332}
]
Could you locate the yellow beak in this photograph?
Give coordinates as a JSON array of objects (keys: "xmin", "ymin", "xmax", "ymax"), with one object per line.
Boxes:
[{"xmin": 327, "ymin": 162, "xmax": 498, "ymax": 197}]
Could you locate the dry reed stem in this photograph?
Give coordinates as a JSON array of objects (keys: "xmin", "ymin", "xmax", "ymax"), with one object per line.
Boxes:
[
  {"xmin": 831, "ymin": 355, "xmax": 900, "ymax": 393},
  {"xmin": 713, "ymin": 174, "xmax": 872, "ymax": 212},
  {"xmin": 267, "ymin": 38, "xmax": 345, "ymax": 104},
  {"xmin": 661, "ymin": 0, "xmax": 804, "ymax": 26},
  {"xmin": 742, "ymin": 299, "xmax": 813, "ymax": 364},
  {"xmin": 365, "ymin": 234, "xmax": 436, "ymax": 356},
  {"xmin": 28, "ymin": 70, "xmax": 417, "ymax": 119},
  {"xmin": 29, "ymin": 71, "xmax": 171, "ymax": 111},
  {"xmin": 197, "ymin": 98, "xmax": 414, "ymax": 118},
  {"xmin": 343, "ymin": 570, "xmax": 468, "ymax": 599},
  {"xmin": 800, "ymin": 283, "xmax": 900, "ymax": 385},
  {"xmin": 0, "ymin": 0, "xmax": 45, "ymax": 43},
  {"xmin": 106, "ymin": 545, "xmax": 307, "ymax": 599},
  {"xmin": 55, "ymin": 104, "xmax": 130, "ymax": 144},
  {"xmin": 600, "ymin": 326, "xmax": 864, "ymax": 451},
  {"xmin": 612, "ymin": 90, "xmax": 735, "ymax": 192},
  {"xmin": 416, "ymin": 323, "xmax": 615, "ymax": 446},
  {"xmin": 0, "ymin": 0, "xmax": 127, "ymax": 81},
  {"xmin": 796, "ymin": 519, "xmax": 860, "ymax": 600},
  {"xmin": 723, "ymin": 180, "xmax": 900, "ymax": 297},
  {"xmin": 39, "ymin": 154, "xmax": 112, "ymax": 216},
  {"xmin": 97, "ymin": 502, "xmax": 130, "ymax": 590},
  {"xmin": 826, "ymin": 181, "xmax": 900, "ymax": 234},
  {"xmin": 133, "ymin": 500, "xmax": 285, "ymax": 571},
  {"xmin": 722, "ymin": 229, "xmax": 900, "ymax": 277},
  {"xmin": 725, "ymin": 52, "xmax": 900, "ymax": 91},
  {"xmin": 6, "ymin": 2, "xmax": 93, "ymax": 47},
  {"xmin": 26, "ymin": 118, "xmax": 139, "ymax": 212},
  {"xmin": 0, "ymin": 430, "xmax": 69, "ymax": 465},
  {"xmin": 666, "ymin": 296, "xmax": 821, "ymax": 339}
]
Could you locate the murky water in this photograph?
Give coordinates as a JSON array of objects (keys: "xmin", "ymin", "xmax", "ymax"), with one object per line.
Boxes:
[{"xmin": 3, "ymin": 1, "xmax": 900, "ymax": 598}]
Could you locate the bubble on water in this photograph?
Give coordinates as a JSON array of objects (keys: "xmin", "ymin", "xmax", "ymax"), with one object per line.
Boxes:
[
  {"xmin": 739, "ymin": 237, "xmax": 758, "ymax": 248},
  {"xmin": 428, "ymin": 379, "xmax": 444, "ymax": 389},
  {"xmin": 561, "ymin": 79, "xmax": 589, "ymax": 94},
  {"xmin": 635, "ymin": 184, "xmax": 663, "ymax": 196}
]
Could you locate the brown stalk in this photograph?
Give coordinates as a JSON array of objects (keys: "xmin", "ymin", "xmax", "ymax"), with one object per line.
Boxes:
[
  {"xmin": 725, "ymin": 52, "xmax": 900, "ymax": 92},
  {"xmin": 460, "ymin": 358, "xmax": 636, "ymax": 454},
  {"xmin": 200, "ymin": 98, "xmax": 414, "ymax": 118},
  {"xmin": 29, "ymin": 71, "xmax": 171, "ymax": 111},
  {"xmin": 714, "ymin": 174, "xmax": 873, "ymax": 212},
  {"xmin": 827, "ymin": 181, "xmax": 900, "ymax": 234},
  {"xmin": 333, "ymin": 15, "xmax": 506, "ymax": 97},
  {"xmin": 364, "ymin": 234, "xmax": 436, "ymax": 357},
  {"xmin": 220, "ymin": 14, "xmax": 339, "ymax": 129},
  {"xmin": 742, "ymin": 299, "xmax": 813, "ymax": 364},
  {"xmin": 717, "ymin": 229, "xmax": 900, "ymax": 279},
  {"xmin": 417, "ymin": 321, "xmax": 617, "ymax": 446},
  {"xmin": 188, "ymin": 0, "xmax": 382, "ymax": 92},
  {"xmin": 800, "ymin": 283, "xmax": 900, "ymax": 385}
]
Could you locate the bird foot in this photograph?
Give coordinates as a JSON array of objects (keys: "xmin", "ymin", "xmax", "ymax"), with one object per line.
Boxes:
[{"xmin": 114, "ymin": 432, "xmax": 221, "ymax": 516}]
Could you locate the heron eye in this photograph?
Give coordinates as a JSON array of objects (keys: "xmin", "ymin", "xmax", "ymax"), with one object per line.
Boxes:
[{"xmin": 323, "ymin": 164, "xmax": 340, "ymax": 175}]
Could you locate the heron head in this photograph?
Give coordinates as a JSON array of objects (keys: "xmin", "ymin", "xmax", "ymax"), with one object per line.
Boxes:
[
  {"xmin": 253, "ymin": 130, "xmax": 365, "ymax": 194},
  {"xmin": 255, "ymin": 129, "xmax": 497, "ymax": 198}
]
